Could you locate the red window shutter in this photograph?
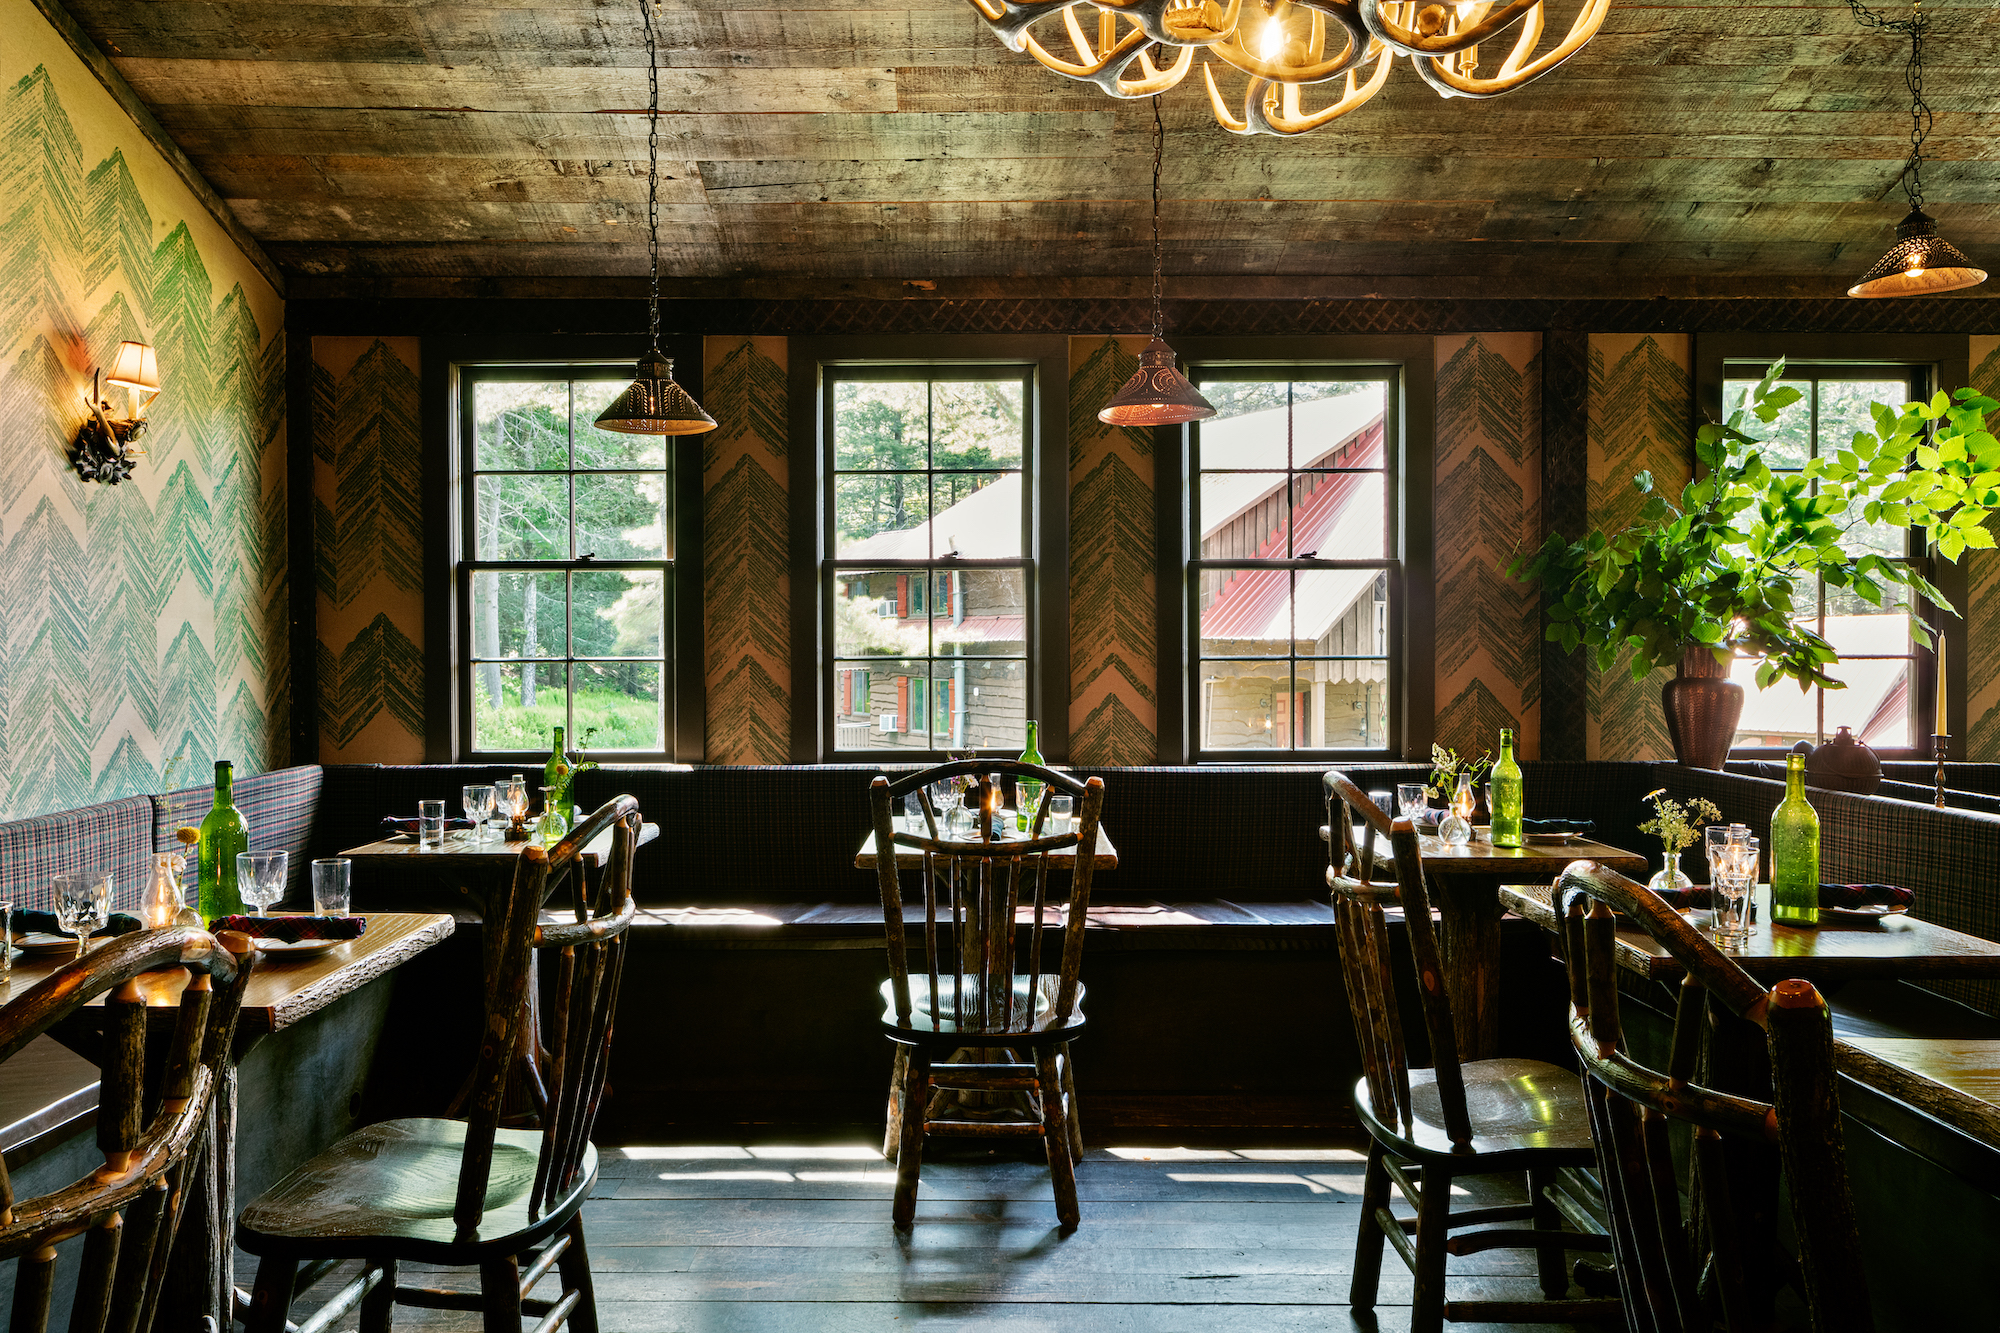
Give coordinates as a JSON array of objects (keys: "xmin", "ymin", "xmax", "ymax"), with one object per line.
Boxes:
[
  {"xmin": 842, "ymin": 670, "xmax": 853, "ymax": 714},
  {"xmin": 896, "ymin": 575, "xmax": 909, "ymax": 617},
  {"xmin": 895, "ymin": 676, "xmax": 909, "ymax": 731}
]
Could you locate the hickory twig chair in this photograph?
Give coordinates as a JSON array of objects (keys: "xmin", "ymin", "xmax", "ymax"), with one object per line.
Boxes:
[
  {"xmin": 1324, "ymin": 772, "xmax": 1620, "ymax": 1333},
  {"xmin": 868, "ymin": 760, "xmax": 1105, "ymax": 1232},
  {"xmin": 1556, "ymin": 860, "xmax": 1873, "ymax": 1333},
  {"xmin": 236, "ymin": 795, "xmax": 642, "ymax": 1333},
  {"xmin": 2, "ymin": 925, "xmax": 254, "ymax": 1333}
]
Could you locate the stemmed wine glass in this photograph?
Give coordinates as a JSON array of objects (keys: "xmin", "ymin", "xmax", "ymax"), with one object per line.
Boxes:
[
  {"xmin": 463, "ymin": 784, "xmax": 496, "ymax": 843},
  {"xmin": 236, "ymin": 852, "xmax": 290, "ymax": 916},
  {"xmin": 52, "ymin": 872, "xmax": 111, "ymax": 955}
]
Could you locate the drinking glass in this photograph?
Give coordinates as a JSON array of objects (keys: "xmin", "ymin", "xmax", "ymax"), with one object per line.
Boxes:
[
  {"xmin": 237, "ymin": 852, "xmax": 289, "ymax": 915},
  {"xmin": 1712, "ymin": 839, "xmax": 1758, "ymax": 947},
  {"xmin": 53, "ymin": 873, "xmax": 111, "ymax": 954},
  {"xmin": 418, "ymin": 800, "xmax": 447, "ymax": 849},
  {"xmin": 312, "ymin": 858, "xmax": 352, "ymax": 916},
  {"xmin": 1397, "ymin": 783, "xmax": 1429, "ymax": 827},
  {"xmin": 1050, "ymin": 794, "xmax": 1074, "ymax": 834},
  {"xmin": 2, "ymin": 900, "xmax": 15, "ymax": 979},
  {"xmin": 462, "ymin": 785, "xmax": 496, "ymax": 843}
]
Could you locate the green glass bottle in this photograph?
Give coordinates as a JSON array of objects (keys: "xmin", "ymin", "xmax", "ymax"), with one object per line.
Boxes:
[
  {"xmin": 544, "ymin": 725, "xmax": 571, "ymax": 822},
  {"xmin": 197, "ymin": 760, "xmax": 248, "ymax": 923},
  {"xmin": 1016, "ymin": 718, "xmax": 1044, "ymax": 832},
  {"xmin": 1771, "ymin": 752, "xmax": 1821, "ymax": 926},
  {"xmin": 1490, "ymin": 728, "xmax": 1524, "ymax": 848}
]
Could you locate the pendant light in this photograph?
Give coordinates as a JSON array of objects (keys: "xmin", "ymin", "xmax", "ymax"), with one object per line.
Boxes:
[
  {"xmin": 1100, "ymin": 96, "xmax": 1215, "ymax": 427},
  {"xmin": 596, "ymin": 0, "xmax": 717, "ymax": 435},
  {"xmin": 1846, "ymin": 0, "xmax": 1985, "ymax": 298}
]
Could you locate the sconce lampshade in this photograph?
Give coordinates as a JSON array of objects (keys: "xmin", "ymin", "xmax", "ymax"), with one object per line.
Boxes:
[
  {"xmin": 104, "ymin": 341, "xmax": 160, "ymax": 394},
  {"xmin": 593, "ymin": 351, "xmax": 717, "ymax": 435},
  {"xmin": 1848, "ymin": 207, "xmax": 1988, "ymax": 298},
  {"xmin": 1097, "ymin": 337, "xmax": 1217, "ymax": 427}
]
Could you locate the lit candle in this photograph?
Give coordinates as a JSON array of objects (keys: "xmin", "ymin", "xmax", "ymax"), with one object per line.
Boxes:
[{"xmin": 1936, "ymin": 636, "xmax": 1948, "ymax": 736}]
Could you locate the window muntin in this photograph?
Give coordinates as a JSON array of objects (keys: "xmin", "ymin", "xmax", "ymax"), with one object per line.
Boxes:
[
  {"xmin": 826, "ymin": 367, "xmax": 1033, "ymax": 755},
  {"xmin": 461, "ymin": 371, "xmax": 671, "ymax": 756},
  {"xmin": 1190, "ymin": 373, "xmax": 1397, "ymax": 755},
  {"xmin": 1722, "ymin": 365, "xmax": 1925, "ymax": 752}
]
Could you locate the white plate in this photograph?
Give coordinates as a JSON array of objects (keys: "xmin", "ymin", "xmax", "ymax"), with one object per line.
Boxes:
[
  {"xmin": 253, "ymin": 937, "xmax": 347, "ymax": 960},
  {"xmin": 1820, "ymin": 903, "xmax": 1910, "ymax": 920},
  {"xmin": 1524, "ymin": 832, "xmax": 1583, "ymax": 845},
  {"xmin": 11, "ymin": 932, "xmax": 89, "ymax": 954}
]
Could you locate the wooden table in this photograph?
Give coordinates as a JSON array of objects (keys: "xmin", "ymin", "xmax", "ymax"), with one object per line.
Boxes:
[
  {"xmin": 1835, "ymin": 1037, "xmax": 2000, "ymax": 1151},
  {"xmin": 1498, "ymin": 882, "xmax": 2000, "ymax": 987},
  {"xmin": 1323, "ymin": 826, "xmax": 1647, "ymax": 1060},
  {"xmin": 8, "ymin": 912, "xmax": 455, "ymax": 1328},
  {"xmin": 854, "ymin": 824, "xmax": 1120, "ymax": 871},
  {"xmin": 340, "ymin": 822, "xmax": 659, "ymax": 916}
]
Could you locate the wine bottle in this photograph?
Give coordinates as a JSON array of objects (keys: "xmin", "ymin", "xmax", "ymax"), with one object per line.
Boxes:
[
  {"xmin": 1016, "ymin": 718, "xmax": 1045, "ymax": 832},
  {"xmin": 544, "ymin": 725, "xmax": 571, "ymax": 822},
  {"xmin": 197, "ymin": 760, "xmax": 248, "ymax": 922},
  {"xmin": 1771, "ymin": 752, "xmax": 1821, "ymax": 926},
  {"xmin": 1490, "ymin": 728, "xmax": 1524, "ymax": 848}
]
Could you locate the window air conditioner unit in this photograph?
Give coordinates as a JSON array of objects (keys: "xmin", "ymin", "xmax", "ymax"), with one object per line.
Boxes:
[{"xmin": 879, "ymin": 713, "xmax": 900, "ymax": 732}]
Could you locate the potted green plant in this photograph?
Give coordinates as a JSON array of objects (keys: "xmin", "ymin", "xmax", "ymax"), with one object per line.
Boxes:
[{"xmin": 1509, "ymin": 361, "xmax": 2000, "ymax": 767}]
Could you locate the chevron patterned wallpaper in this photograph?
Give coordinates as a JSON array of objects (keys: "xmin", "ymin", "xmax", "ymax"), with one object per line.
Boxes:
[
  {"xmin": 1585, "ymin": 333, "xmax": 1692, "ymax": 761},
  {"xmin": 1068, "ymin": 336, "xmax": 1158, "ymax": 765},
  {"xmin": 0, "ymin": 19, "xmax": 286, "ymax": 822},
  {"xmin": 702, "ymin": 335, "xmax": 792, "ymax": 764},
  {"xmin": 311, "ymin": 337, "xmax": 424, "ymax": 761},
  {"xmin": 1965, "ymin": 338, "xmax": 2000, "ymax": 762},
  {"xmin": 1433, "ymin": 333, "xmax": 1543, "ymax": 760}
]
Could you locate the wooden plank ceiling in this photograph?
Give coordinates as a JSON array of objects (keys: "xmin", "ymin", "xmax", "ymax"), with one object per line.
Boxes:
[{"xmin": 56, "ymin": 0, "xmax": 2000, "ymax": 299}]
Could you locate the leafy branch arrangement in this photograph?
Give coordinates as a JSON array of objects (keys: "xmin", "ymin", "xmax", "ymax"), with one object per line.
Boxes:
[
  {"xmin": 1508, "ymin": 360, "xmax": 2000, "ymax": 693},
  {"xmin": 1428, "ymin": 743, "xmax": 1492, "ymax": 800},
  {"xmin": 1637, "ymin": 789, "xmax": 1723, "ymax": 860}
]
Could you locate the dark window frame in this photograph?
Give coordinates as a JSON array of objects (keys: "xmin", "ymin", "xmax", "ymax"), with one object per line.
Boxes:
[
  {"xmin": 788, "ymin": 335, "xmax": 1071, "ymax": 763},
  {"xmin": 432, "ymin": 335, "xmax": 705, "ymax": 763},
  {"xmin": 1693, "ymin": 333, "xmax": 1968, "ymax": 760},
  {"xmin": 1160, "ymin": 337, "xmax": 1436, "ymax": 765}
]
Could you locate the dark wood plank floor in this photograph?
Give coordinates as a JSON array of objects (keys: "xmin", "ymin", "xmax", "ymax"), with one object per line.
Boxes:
[{"xmin": 269, "ymin": 1135, "xmax": 1614, "ymax": 1332}]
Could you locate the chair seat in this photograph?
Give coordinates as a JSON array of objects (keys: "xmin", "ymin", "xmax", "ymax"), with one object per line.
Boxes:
[
  {"xmin": 879, "ymin": 974, "xmax": 1086, "ymax": 1042},
  {"xmin": 1355, "ymin": 1058, "xmax": 1597, "ymax": 1163},
  {"xmin": 237, "ymin": 1118, "xmax": 594, "ymax": 1263}
]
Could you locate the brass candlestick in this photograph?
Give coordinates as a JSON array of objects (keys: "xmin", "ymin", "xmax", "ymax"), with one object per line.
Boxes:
[{"xmin": 1934, "ymin": 733, "xmax": 1950, "ymax": 808}]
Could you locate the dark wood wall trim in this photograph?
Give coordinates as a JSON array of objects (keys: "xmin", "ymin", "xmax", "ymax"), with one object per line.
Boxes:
[
  {"xmin": 293, "ymin": 296, "xmax": 2000, "ymax": 339},
  {"xmin": 1539, "ymin": 329, "xmax": 1591, "ymax": 761}
]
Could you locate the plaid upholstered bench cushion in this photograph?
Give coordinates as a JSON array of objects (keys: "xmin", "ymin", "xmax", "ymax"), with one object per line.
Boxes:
[
  {"xmin": 156, "ymin": 765, "xmax": 325, "ymax": 905},
  {"xmin": 0, "ymin": 796, "xmax": 157, "ymax": 915}
]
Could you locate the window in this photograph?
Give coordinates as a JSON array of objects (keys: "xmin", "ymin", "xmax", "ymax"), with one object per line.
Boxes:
[
  {"xmin": 458, "ymin": 368, "xmax": 671, "ymax": 757},
  {"xmin": 1187, "ymin": 370, "xmax": 1399, "ymax": 755},
  {"xmin": 824, "ymin": 365, "xmax": 1033, "ymax": 756},
  {"xmin": 1723, "ymin": 362, "xmax": 1928, "ymax": 752}
]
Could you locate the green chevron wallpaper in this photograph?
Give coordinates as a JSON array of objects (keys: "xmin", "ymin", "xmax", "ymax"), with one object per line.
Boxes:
[
  {"xmin": 1433, "ymin": 333, "xmax": 1543, "ymax": 760},
  {"xmin": 1068, "ymin": 336, "xmax": 1158, "ymax": 765},
  {"xmin": 311, "ymin": 337, "xmax": 423, "ymax": 761},
  {"xmin": 1585, "ymin": 333, "xmax": 1692, "ymax": 761},
  {"xmin": 703, "ymin": 335, "xmax": 792, "ymax": 764},
  {"xmin": 1965, "ymin": 337, "xmax": 2000, "ymax": 762},
  {"xmin": 0, "ymin": 14, "xmax": 286, "ymax": 821}
]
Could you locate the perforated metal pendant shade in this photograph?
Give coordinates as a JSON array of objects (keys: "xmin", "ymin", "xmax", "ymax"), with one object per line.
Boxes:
[
  {"xmin": 1848, "ymin": 207, "xmax": 1988, "ymax": 298},
  {"xmin": 593, "ymin": 351, "xmax": 717, "ymax": 435},
  {"xmin": 1097, "ymin": 337, "xmax": 1217, "ymax": 427}
]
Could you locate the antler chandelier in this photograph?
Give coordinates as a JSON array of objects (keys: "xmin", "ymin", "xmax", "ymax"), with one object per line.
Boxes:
[{"xmin": 967, "ymin": 0, "xmax": 1613, "ymax": 135}]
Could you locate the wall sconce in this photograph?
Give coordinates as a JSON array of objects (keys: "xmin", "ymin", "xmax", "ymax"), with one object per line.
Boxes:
[{"xmin": 71, "ymin": 342, "xmax": 160, "ymax": 485}]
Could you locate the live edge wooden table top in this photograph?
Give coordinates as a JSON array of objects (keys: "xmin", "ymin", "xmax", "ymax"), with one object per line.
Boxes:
[
  {"xmin": 5, "ymin": 911, "xmax": 456, "ymax": 1040},
  {"xmin": 855, "ymin": 826, "xmax": 1120, "ymax": 871},
  {"xmin": 1498, "ymin": 881, "xmax": 2000, "ymax": 986}
]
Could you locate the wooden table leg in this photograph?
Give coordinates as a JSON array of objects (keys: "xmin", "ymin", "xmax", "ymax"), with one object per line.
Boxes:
[{"xmin": 1434, "ymin": 873, "xmax": 1505, "ymax": 1061}]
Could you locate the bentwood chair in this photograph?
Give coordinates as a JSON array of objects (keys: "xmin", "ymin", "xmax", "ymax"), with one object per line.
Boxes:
[
  {"xmin": 237, "ymin": 795, "xmax": 642, "ymax": 1333},
  {"xmin": 868, "ymin": 761, "xmax": 1106, "ymax": 1232},
  {"xmin": 2, "ymin": 926, "xmax": 253, "ymax": 1333},
  {"xmin": 1556, "ymin": 860, "xmax": 1873, "ymax": 1333},
  {"xmin": 1323, "ymin": 772, "xmax": 1620, "ymax": 1333}
]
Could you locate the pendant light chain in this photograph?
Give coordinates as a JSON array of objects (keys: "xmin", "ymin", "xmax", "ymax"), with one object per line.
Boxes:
[
  {"xmin": 1150, "ymin": 94, "xmax": 1164, "ymax": 341},
  {"xmin": 641, "ymin": 0, "xmax": 662, "ymax": 353},
  {"xmin": 1845, "ymin": 0, "xmax": 1930, "ymax": 211}
]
